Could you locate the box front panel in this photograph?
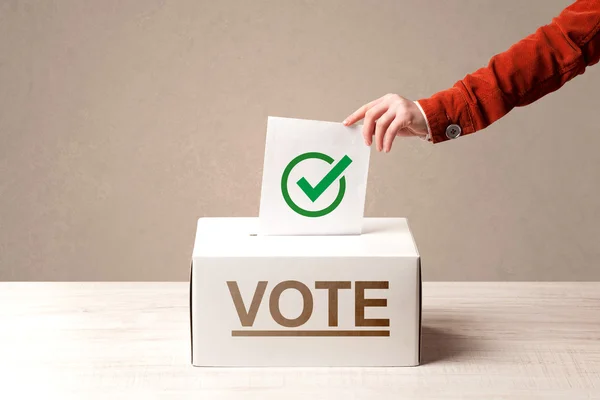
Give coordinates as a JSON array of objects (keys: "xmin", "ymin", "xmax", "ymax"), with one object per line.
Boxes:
[{"xmin": 192, "ymin": 256, "xmax": 419, "ymax": 366}]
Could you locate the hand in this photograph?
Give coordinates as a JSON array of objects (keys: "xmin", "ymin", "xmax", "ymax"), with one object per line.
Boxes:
[{"xmin": 343, "ymin": 94, "xmax": 428, "ymax": 152}]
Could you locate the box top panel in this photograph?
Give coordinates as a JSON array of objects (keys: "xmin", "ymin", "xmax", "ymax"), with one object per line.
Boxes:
[{"xmin": 192, "ymin": 218, "xmax": 419, "ymax": 258}]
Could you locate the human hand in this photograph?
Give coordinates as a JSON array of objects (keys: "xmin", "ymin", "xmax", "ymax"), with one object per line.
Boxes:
[{"xmin": 343, "ymin": 94, "xmax": 429, "ymax": 152}]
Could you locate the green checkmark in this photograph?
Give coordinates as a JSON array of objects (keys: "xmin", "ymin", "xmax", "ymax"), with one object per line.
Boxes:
[
  {"xmin": 296, "ymin": 155, "xmax": 353, "ymax": 202},
  {"xmin": 281, "ymin": 152, "xmax": 349, "ymax": 218}
]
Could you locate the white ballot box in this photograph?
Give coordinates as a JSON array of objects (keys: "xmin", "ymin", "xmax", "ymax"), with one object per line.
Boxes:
[{"xmin": 190, "ymin": 217, "xmax": 421, "ymax": 367}]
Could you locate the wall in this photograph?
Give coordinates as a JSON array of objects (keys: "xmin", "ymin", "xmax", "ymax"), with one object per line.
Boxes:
[{"xmin": 1, "ymin": 0, "xmax": 598, "ymax": 281}]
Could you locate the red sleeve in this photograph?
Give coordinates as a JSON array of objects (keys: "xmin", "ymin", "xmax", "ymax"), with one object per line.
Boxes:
[{"xmin": 417, "ymin": 0, "xmax": 600, "ymax": 144}]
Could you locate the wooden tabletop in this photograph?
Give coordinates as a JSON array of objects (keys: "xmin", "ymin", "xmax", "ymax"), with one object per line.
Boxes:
[{"xmin": 0, "ymin": 282, "xmax": 599, "ymax": 399}]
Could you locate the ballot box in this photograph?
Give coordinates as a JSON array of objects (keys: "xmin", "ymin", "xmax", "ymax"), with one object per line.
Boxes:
[{"xmin": 190, "ymin": 217, "xmax": 421, "ymax": 367}]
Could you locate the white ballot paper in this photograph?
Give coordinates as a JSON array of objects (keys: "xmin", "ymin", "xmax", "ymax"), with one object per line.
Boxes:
[{"xmin": 258, "ymin": 116, "xmax": 371, "ymax": 236}]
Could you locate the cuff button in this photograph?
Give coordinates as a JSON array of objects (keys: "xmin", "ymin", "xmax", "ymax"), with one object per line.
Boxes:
[{"xmin": 446, "ymin": 124, "xmax": 462, "ymax": 139}]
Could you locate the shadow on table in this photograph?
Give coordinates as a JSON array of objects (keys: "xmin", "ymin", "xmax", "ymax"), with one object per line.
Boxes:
[{"xmin": 420, "ymin": 316, "xmax": 486, "ymax": 365}]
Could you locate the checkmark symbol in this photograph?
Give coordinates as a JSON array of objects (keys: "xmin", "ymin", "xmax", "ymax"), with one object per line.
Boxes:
[{"xmin": 296, "ymin": 155, "xmax": 353, "ymax": 202}]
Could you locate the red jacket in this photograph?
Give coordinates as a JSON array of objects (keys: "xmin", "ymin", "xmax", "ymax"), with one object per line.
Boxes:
[{"xmin": 417, "ymin": 0, "xmax": 600, "ymax": 143}]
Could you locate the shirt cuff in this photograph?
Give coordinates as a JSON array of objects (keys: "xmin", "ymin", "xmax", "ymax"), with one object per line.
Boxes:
[{"xmin": 413, "ymin": 100, "xmax": 432, "ymax": 142}]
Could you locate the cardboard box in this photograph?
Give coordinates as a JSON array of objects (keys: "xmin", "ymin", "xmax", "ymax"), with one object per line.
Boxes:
[{"xmin": 190, "ymin": 217, "xmax": 421, "ymax": 367}]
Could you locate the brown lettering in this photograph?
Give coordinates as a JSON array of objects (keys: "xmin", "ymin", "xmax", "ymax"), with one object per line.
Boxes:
[
  {"xmin": 355, "ymin": 281, "xmax": 389, "ymax": 327},
  {"xmin": 227, "ymin": 281, "xmax": 267, "ymax": 327},
  {"xmin": 269, "ymin": 280, "xmax": 313, "ymax": 328},
  {"xmin": 315, "ymin": 281, "xmax": 351, "ymax": 327}
]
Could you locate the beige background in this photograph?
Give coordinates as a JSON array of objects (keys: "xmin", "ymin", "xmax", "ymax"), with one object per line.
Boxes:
[{"xmin": 1, "ymin": 0, "xmax": 598, "ymax": 281}]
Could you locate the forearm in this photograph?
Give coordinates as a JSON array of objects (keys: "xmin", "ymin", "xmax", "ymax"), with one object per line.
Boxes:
[{"xmin": 417, "ymin": 0, "xmax": 600, "ymax": 143}]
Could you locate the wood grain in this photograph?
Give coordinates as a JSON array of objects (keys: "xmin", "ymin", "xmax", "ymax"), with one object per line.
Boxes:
[{"xmin": 0, "ymin": 282, "xmax": 599, "ymax": 399}]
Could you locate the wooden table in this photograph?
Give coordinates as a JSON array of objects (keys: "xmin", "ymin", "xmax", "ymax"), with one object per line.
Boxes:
[{"xmin": 0, "ymin": 283, "xmax": 599, "ymax": 399}]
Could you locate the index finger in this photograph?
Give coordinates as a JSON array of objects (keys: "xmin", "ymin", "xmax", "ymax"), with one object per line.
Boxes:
[{"xmin": 343, "ymin": 97, "xmax": 383, "ymax": 126}]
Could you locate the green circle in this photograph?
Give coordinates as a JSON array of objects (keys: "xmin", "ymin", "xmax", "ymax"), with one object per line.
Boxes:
[{"xmin": 281, "ymin": 152, "xmax": 346, "ymax": 218}]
